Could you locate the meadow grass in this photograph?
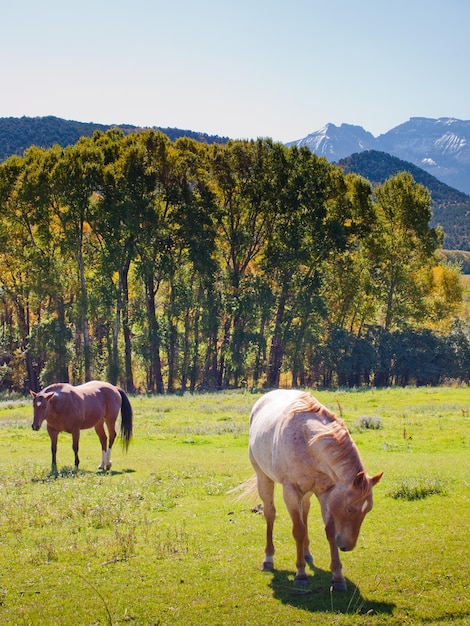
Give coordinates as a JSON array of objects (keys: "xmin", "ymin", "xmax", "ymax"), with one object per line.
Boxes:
[{"xmin": 0, "ymin": 386, "xmax": 469, "ymax": 625}]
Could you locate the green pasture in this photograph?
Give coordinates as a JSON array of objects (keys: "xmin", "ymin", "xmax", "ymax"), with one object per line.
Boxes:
[{"xmin": 0, "ymin": 386, "xmax": 469, "ymax": 625}]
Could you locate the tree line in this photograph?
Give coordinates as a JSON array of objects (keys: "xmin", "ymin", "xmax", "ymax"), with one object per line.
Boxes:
[{"xmin": 0, "ymin": 129, "xmax": 468, "ymax": 394}]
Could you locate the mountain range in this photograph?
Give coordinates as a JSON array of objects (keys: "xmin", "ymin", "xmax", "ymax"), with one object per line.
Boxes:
[{"xmin": 288, "ymin": 117, "xmax": 470, "ymax": 196}]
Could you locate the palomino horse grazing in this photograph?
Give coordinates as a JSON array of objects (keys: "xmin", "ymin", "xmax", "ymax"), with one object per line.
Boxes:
[
  {"xmin": 248, "ymin": 389, "xmax": 382, "ymax": 590},
  {"xmin": 31, "ymin": 381, "xmax": 133, "ymax": 473}
]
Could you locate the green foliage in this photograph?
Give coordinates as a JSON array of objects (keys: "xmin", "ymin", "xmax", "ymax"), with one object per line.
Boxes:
[
  {"xmin": 339, "ymin": 150, "xmax": 470, "ymax": 252},
  {"xmin": 440, "ymin": 249, "xmax": 470, "ymax": 273},
  {"xmin": 0, "ymin": 131, "xmax": 467, "ymax": 394}
]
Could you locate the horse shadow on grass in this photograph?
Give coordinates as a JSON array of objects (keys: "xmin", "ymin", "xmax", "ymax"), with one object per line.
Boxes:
[
  {"xmin": 266, "ymin": 564, "xmax": 395, "ymax": 617},
  {"xmin": 31, "ymin": 466, "xmax": 136, "ymax": 482}
]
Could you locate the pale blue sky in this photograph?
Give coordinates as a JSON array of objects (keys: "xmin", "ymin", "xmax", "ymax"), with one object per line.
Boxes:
[{"xmin": 2, "ymin": 0, "xmax": 469, "ymax": 142}]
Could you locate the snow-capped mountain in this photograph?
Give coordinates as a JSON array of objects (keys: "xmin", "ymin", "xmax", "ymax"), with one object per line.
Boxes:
[
  {"xmin": 288, "ymin": 123, "xmax": 376, "ymax": 161},
  {"xmin": 288, "ymin": 117, "xmax": 470, "ymax": 195}
]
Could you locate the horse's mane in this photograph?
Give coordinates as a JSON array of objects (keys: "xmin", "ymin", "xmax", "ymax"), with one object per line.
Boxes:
[
  {"xmin": 287, "ymin": 391, "xmax": 340, "ymax": 425},
  {"xmin": 288, "ymin": 392, "xmax": 364, "ymax": 478}
]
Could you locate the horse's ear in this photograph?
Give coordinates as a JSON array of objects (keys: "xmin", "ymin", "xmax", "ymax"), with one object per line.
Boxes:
[
  {"xmin": 370, "ymin": 472, "xmax": 383, "ymax": 487},
  {"xmin": 44, "ymin": 392, "xmax": 56, "ymax": 403},
  {"xmin": 30, "ymin": 391, "xmax": 36, "ymax": 398},
  {"xmin": 353, "ymin": 471, "xmax": 367, "ymax": 489}
]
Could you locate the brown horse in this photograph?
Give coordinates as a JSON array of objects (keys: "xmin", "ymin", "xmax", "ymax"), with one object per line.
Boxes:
[
  {"xmin": 248, "ymin": 389, "xmax": 382, "ymax": 590},
  {"xmin": 31, "ymin": 381, "xmax": 133, "ymax": 473}
]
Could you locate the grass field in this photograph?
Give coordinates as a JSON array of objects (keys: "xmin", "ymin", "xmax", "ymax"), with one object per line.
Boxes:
[{"xmin": 0, "ymin": 386, "xmax": 469, "ymax": 625}]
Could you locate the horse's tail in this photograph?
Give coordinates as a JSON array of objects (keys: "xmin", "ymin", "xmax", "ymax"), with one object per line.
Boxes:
[
  {"xmin": 227, "ymin": 475, "xmax": 259, "ymax": 502},
  {"xmin": 118, "ymin": 389, "xmax": 133, "ymax": 451}
]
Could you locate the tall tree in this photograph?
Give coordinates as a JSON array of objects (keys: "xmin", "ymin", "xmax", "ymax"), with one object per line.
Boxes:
[
  {"xmin": 367, "ymin": 172, "xmax": 442, "ymax": 330},
  {"xmin": 210, "ymin": 139, "xmax": 286, "ymax": 387},
  {"xmin": 265, "ymin": 150, "xmax": 371, "ymax": 387},
  {"xmin": 321, "ymin": 174, "xmax": 376, "ymax": 336},
  {"xmin": 118, "ymin": 131, "xmax": 168, "ymax": 393},
  {"xmin": 162, "ymin": 138, "xmax": 217, "ymax": 392},
  {"xmin": 48, "ymin": 137, "xmax": 103, "ymax": 381},
  {"xmin": 93, "ymin": 128, "xmax": 139, "ymax": 390}
]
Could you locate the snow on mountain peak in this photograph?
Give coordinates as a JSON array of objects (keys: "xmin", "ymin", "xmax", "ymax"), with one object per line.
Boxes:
[{"xmin": 288, "ymin": 117, "xmax": 470, "ymax": 195}]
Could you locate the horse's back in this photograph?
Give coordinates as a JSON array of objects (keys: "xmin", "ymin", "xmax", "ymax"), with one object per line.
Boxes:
[
  {"xmin": 249, "ymin": 390, "xmax": 310, "ymax": 478},
  {"xmin": 76, "ymin": 381, "xmax": 121, "ymax": 421},
  {"xmin": 76, "ymin": 380, "xmax": 117, "ymax": 395},
  {"xmin": 45, "ymin": 381, "xmax": 120, "ymax": 427},
  {"xmin": 249, "ymin": 389, "xmax": 338, "ymax": 490},
  {"xmin": 250, "ymin": 389, "xmax": 303, "ymax": 424},
  {"xmin": 250, "ymin": 389, "xmax": 304, "ymax": 427}
]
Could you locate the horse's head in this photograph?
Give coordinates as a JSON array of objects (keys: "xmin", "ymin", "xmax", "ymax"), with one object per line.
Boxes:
[
  {"xmin": 324, "ymin": 470, "xmax": 383, "ymax": 552},
  {"xmin": 30, "ymin": 390, "xmax": 56, "ymax": 431}
]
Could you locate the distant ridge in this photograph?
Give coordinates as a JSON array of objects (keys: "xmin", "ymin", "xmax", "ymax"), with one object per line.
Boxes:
[{"xmin": 0, "ymin": 115, "xmax": 229, "ymax": 161}]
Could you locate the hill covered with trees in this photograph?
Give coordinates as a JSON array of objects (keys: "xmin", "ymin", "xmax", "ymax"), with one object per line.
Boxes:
[
  {"xmin": 0, "ymin": 131, "xmax": 468, "ymax": 394},
  {"xmin": 0, "ymin": 115, "xmax": 229, "ymax": 162},
  {"xmin": 338, "ymin": 150, "xmax": 470, "ymax": 252}
]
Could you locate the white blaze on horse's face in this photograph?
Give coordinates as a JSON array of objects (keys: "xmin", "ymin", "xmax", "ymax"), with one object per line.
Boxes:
[
  {"xmin": 327, "ymin": 480, "xmax": 374, "ymax": 552},
  {"xmin": 30, "ymin": 391, "xmax": 53, "ymax": 431}
]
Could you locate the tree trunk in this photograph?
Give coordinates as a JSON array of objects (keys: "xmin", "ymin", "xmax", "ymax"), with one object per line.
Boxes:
[
  {"xmin": 120, "ymin": 262, "xmax": 134, "ymax": 393},
  {"xmin": 253, "ymin": 319, "xmax": 266, "ymax": 387},
  {"xmin": 77, "ymin": 247, "xmax": 92, "ymax": 382},
  {"xmin": 144, "ymin": 272, "xmax": 164, "ymax": 394},
  {"xmin": 15, "ymin": 297, "xmax": 38, "ymax": 392},
  {"xmin": 166, "ymin": 278, "xmax": 177, "ymax": 394},
  {"xmin": 201, "ymin": 286, "xmax": 220, "ymax": 390},
  {"xmin": 55, "ymin": 297, "xmax": 69, "ymax": 383},
  {"xmin": 110, "ymin": 282, "xmax": 121, "ymax": 386},
  {"xmin": 187, "ymin": 284, "xmax": 203, "ymax": 392},
  {"xmin": 267, "ymin": 279, "xmax": 290, "ymax": 388}
]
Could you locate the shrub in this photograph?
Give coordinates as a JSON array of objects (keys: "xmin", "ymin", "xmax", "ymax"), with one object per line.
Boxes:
[
  {"xmin": 388, "ymin": 476, "xmax": 447, "ymax": 500},
  {"xmin": 355, "ymin": 415, "xmax": 383, "ymax": 430}
]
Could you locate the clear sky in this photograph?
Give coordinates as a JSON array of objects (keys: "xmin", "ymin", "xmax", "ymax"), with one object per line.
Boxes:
[{"xmin": 2, "ymin": 0, "xmax": 469, "ymax": 142}]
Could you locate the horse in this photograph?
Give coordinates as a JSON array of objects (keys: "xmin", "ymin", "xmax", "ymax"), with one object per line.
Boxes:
[
  {"xmin": 248, "ymin": 389, "xmax": 382, "ymax": 590},
  {"xmin": 31, "ymin": 380, "xmax": 133, "ymax": 474}
]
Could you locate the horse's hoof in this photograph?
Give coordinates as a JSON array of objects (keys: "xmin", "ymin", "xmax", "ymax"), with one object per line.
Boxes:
[
  {"xmin": 331, "ymin": 580, "xmax": 348, "ymax": 592},
  {"xmin": 305, "ymin": 554, "xmax": 314, "ymax": 565},
  {"xmin": 262, "ymin": 561, "xmax": 274, "ymax": 572},
  {"xmin": 294, "ymin": 575, "xmax": 308, "ymax": 586}
]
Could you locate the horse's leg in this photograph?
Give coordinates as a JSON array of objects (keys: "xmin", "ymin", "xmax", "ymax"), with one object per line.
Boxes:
[
  {"xmin": 282, "ymin": 482, "xmax": 308, "ymax": 583},
  {"xmin": 71, "ymin": 429, "xmax": 80, "ymax": 470},
  {"xmin": 301, "ymin": 494, "xmax": 314, "ymax": 566},
  {"xmin": 95, "ymin": 421, "xmax": 110, "ymax": 470},
  {"xmin": 256, "ymin": 470, "xmax": 276, "ymax": 571},
  {"xmin": 324, "ymin": 516, "xmax": 347, "ymax": 591},
  {"xmin": 104, "ymin": 416, "xmax": 117, "ymax": 470},
  {"xmin": 47, "ymin": 425, "xmax": 58, "ymax": 475}
]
